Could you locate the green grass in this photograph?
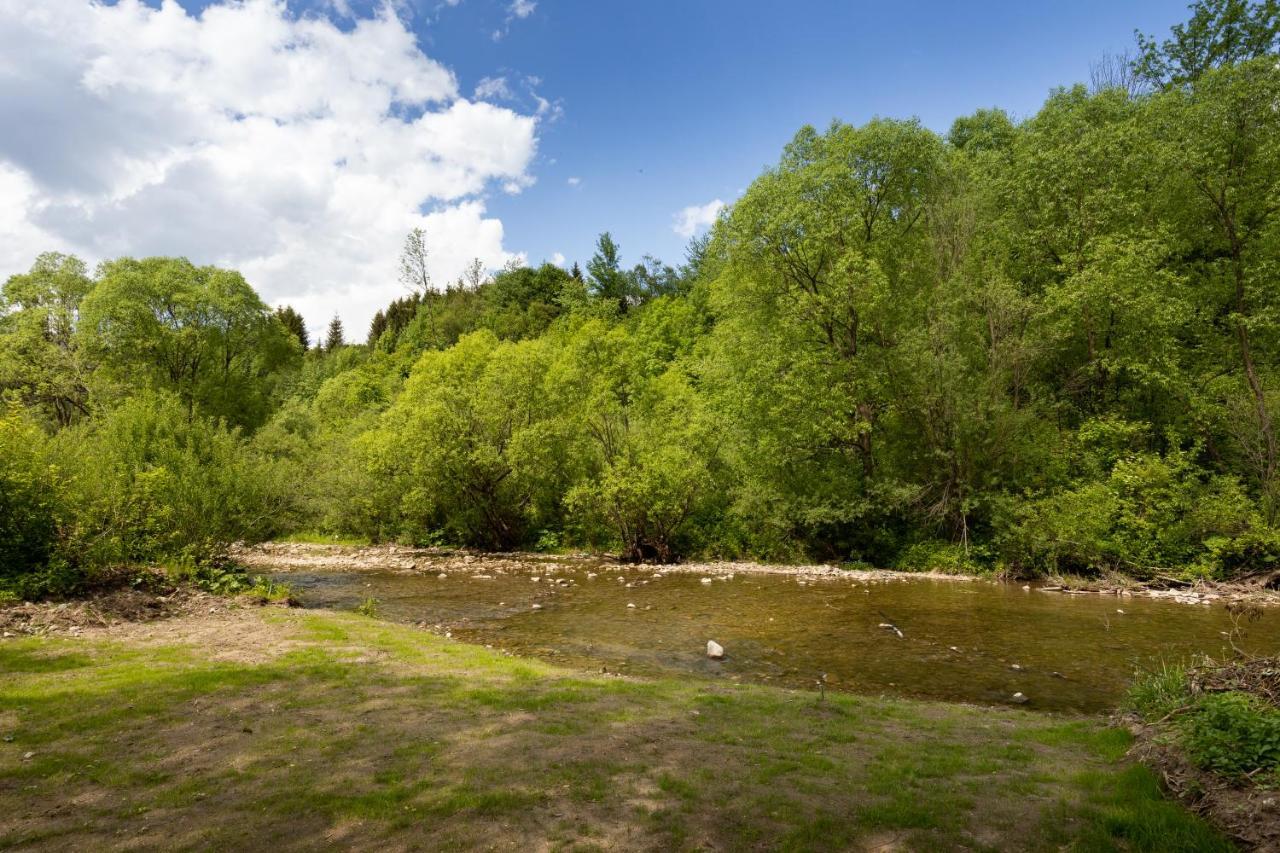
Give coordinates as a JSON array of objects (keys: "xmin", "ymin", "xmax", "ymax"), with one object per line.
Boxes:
[
  {"xmin": 0, "ymin": 610, "xmax": 1231, "ymax": 851},
  {"xmin": 273, "ymin": 530, "xmax": 373, "ymax": 546}
]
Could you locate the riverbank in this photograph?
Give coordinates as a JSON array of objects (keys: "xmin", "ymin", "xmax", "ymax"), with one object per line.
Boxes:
[
  {"xmin": 0, "ymin": 603, "xmax": 1229, "ymax": 851},
  {"xmin": 237, "ymin": 542, "xmax": 1280, "ymax": 607}
]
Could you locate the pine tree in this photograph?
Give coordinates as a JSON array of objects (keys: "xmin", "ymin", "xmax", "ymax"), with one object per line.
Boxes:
[
  {"xmin": 324, "ymin": 315, "xmax": 345, "ymax": 352},
  {"xmin": 275, "ymin": 305, "xmax": 308, "ymax": 350}
]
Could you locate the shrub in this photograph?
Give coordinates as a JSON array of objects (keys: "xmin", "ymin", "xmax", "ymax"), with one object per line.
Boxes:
[
  {"xmin": 1180, "ymin": 691, "xmax": 1280, "ymax": 780},
  {"xmin": 54, "ymin": 393, "xmax": 284, "ymax": 567},
  {"xmin": 0, "ymin": 409, "xmax": 62, "ymax": 584}
]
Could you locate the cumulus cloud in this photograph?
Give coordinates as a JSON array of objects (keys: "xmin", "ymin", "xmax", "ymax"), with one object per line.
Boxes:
[
  {"xmin": 566, "ymin": 176, "xmax": 581, "ymax": 187},
  {"xmin": 0, "ymin": 0, "xmax": 541, "ymax": 334},
  {"xmin": 672, "ymin": 199, "xmax": 725, "ymax": 239},
  {"xmin": 550, "ymin": 251, "xmax": 565, "ymax": 266}
]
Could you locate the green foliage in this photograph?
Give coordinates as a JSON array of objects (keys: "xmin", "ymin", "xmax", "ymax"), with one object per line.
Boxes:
[
  {"xmin": 0, "ymin": 408, "xmax": 61, "ymax": 582},
  {"xmin": 54, "ymin": 393, "xmax": 284, "ymax": 567},
  {"xmin": 1125, "ymin": 662, "xmax": 1192, "ymax": 720},
  {"xmin": 1180, "ymin": 691, "xmax": 1280, "ymax": 780}
]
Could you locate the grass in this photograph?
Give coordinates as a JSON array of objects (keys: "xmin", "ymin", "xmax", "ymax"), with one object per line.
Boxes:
[
  {"xmin": 274, "ymin": 530, "xmax": 373, "ymax": 546},
  {"xmin": 0, "ymin": 609, "xmax": 1232, "ymax": 851}
]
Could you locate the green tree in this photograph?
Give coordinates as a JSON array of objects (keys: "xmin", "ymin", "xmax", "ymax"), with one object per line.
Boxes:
[
  {"xmin": 1135, "ymin": 0, "xmax": 1280, "ymax": 87},
  {"xmin": 80, "ymin": 257, "xmax": 300, "ymax": 429},
  {"xmin": 0, "ymin": 253, "xmax": 94, "ymax": 426},
  {"xmin": 275, "ymin": 305, "xmax": 309, "ymax": 350}
]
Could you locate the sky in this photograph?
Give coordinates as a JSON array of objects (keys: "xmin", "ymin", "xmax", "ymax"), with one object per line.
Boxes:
[{"xmin": 0, "ymin": 0, "xmax": 1193, "ymax": 336}]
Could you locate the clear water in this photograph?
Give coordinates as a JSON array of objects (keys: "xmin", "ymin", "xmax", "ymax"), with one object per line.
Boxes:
[{"xmin": 266, "ymin": 561, "xmax": 1280, "ymax": 713}]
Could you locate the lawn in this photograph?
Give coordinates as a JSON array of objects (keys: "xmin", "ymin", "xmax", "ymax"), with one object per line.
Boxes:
[{"xmin": 0, "ymin": 607, "xmax": 1230, "ymax": 851}]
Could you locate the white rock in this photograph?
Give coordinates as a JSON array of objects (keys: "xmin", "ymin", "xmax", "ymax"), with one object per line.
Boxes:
[
  {"xmin": 706, "ymin": 640, "xmax": 725, "ymax": 660},
  {"xmin": 531, "ymin": 603, "xmax": 543, "ymax": 611},
  {"xmin": 700, "ymin": 578, "xmax": 713, "ymax": 585},
  {"xmin": 437, "ymin": 573, "xmax": 447, "ymax": 579},
  {"xmin": 1011, "ymin": 692, "xmax": 1029, "ymax": 704},
  {"xmin": 627, "ymin": 603, "xmax": 636, "ymax": 609}
]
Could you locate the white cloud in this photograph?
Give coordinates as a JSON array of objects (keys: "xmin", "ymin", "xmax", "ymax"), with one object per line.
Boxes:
[
  {"xmin": 567, "ymin": 176, "xmax": 581, "ymax": 187},
  {"xmin": 550, "ymin": 251, "xmax": 565, "ymax": 267},
  {"xmin": 672, "ymin": 199, "xmax": 725, "ymax": 239},
  {"xmin": 492, "ymin": 0, "xmax": 535, "ymax": 40},
  {"xmin": 473, "ymin": 75, "xmax": 512, "ymax": 101},
  {"xmin": 0, "ymin": 0, "xmax": 542, "ymax": 335}
]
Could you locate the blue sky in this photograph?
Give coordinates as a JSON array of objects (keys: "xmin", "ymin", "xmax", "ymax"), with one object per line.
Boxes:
[
  {"xmin": 1, "ymin": 0, "xmax": 1194, "ymax": 332},
  {"xmin": 409, "ymin": 0, "xmax": 1191, "ymax": 271}
]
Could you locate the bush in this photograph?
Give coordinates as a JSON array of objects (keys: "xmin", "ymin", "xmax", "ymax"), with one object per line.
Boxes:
[
  {"xmin": 1180, "ymin": 691, "xmax": 1280, "ymax": 780},
  {"xmin": 0, "ymin": 409, "xmax": 62, "ymax": 584},
  {"xmin": 894, "ymin": 541, "xmax": 991, "ymax": 575},
  {"xmin": 1201, "ymin": 529, "xmax": 1280, "ymax": 581},
  {"xmin": 54, "ymin": 393, "xmax": 284, "ymax": 567}
]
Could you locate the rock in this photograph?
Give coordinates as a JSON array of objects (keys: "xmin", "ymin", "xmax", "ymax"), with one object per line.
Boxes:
[
  {"xmin": 22, "ymin": 751, "xmax": 35, "ymax": 760},
  {"xmin": 1011, "ymin": 692, "xmax": 1029, "ymax": 704},
  {"xmin": 1116, "ymin": 609, "xmax": 1125, "ymax": 614},
  {"xmin": 627, "ymin": 603, "xmax": 636, "ymax": 609},
  {"xmin": 700, "ymin": 578, "xmax": 713, "ymax": 585},
  {"xmin": 437, "ymin": 573, "xmax": 447, "ymax": 579},
  {"xmin": 587, "ymin": 572, "xmax": 597, "ymax": 579},
  {"xmin": 949, "ymin": 646, "xmax": 960, "ymax": 652},
  {"xmin": 1010, "ymin": 663, "xmax": 1023, "ymax": 671},
  {"xmin": 706, "ymin": 640, "xmax": 725, "ymax": 660},
  {"xmin": 1021, "ymin": 585, "xmax": 1031, "ymax": 591},
  {"xmin": 531, "ymin": 603, "xmax": 543, "ymax": 611}
]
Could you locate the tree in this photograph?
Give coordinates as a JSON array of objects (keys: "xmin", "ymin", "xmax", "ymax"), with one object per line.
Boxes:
[
  {"xmin": 0, "ymin": 252, "xmax": 93, "ymax": 426},
  {"xmin": 1134, "ymin": 0, "xmax": 1280, "ymax": 87},
  {"xmin": 587, "ymin": 232, "xmax": 631, "ymax": 314},
  {"xmin": 81, "ymin": 257, "xmax": 299, "ymax": 429},
  {"xmin": 399, "ymin": 227, "xmax": 439, "ymax": 346},
  {"xmin": 325, "ymin": 316, "xmax": 345, "ymax": 352},
  {"xmin": 275, "ymin": 305, "xmax": 308, "ymax": 350}
]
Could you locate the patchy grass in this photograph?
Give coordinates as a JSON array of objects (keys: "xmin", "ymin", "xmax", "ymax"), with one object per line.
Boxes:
[
  {"xmin": 273, "ymin": 530, "xmax": 373, "ymax": 547},
  {"xmin": 0, "ymin": 609, "xmax": 1229, "ymax": 851}
]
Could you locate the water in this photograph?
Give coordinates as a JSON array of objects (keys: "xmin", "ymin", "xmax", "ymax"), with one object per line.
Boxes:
[{"xmin": 265, "ymin": 560, "xmax": 1280, "ymax": 713}]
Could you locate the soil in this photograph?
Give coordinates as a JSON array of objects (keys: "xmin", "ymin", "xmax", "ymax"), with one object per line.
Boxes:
[
  {"xmin": 0, "ymin": 571, "xmax": 287, "ymax": 638},
  {"xmin": 1130, "ymin": 720, "xmax": 1280, "ymax": 851}
]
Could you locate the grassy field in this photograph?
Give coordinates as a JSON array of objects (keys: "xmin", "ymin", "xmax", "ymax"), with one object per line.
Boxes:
[{"xmin": 0, "ymin": 607, "xmax": 1230, "ymax": 851}]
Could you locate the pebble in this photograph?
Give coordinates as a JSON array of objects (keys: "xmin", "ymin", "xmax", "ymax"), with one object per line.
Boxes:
[
  {"xmin": 1011, "ymin": 692, "xmax": 1029, "ymax": 704},
  {"xmin": 626, "ymin": 603, "xmax": 636, "ymax": 609},
  {"xmin": 531, "ymin": 604, "xmax": 542, "ymax": 611},
  {"xmin": 22, "ymin": 751, "xmax": 34, "ymax": 760},
  {"xmin": 1011, "ymin": 664, "xmax": 1023, "ymax": 671},
  {"xmin": 437, "ymin": 573, "xmax": 447, "ymax": 579},
  {"xmin": 700, "ymin": 578, "xmax": 713, "ymax": 585},
  {"xmin": 707, "ymin": 640, "xmax": 725, "ymax": 660}
]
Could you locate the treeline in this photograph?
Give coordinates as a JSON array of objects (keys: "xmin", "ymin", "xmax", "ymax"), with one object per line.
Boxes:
[{"xmin": 3, "ymin": 1, "xmax": 1280, "ymax": 594}]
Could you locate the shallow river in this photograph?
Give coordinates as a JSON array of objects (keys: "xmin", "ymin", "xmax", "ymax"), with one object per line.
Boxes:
[{"xmin": 265, "ymin": 560, "xmax": 1280, "ymax": 714}]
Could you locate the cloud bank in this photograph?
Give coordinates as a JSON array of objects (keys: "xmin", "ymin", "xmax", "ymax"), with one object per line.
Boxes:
[{"xmin": 0, "ymin": 0, "xmax": 540, "ymax": 335}]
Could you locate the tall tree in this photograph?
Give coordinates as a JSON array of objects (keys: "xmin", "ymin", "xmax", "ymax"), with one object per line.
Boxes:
[
  {"xmin": 275, "ymin": 305, "xmax": 308, "ymax": 350},
  {"xmin": 399, "ymin": 227, "xmax": 439, "ymax": 346},
  {"xmin": 81, "ymin": 257, "xmax": 298, "ymax": 428},
  {"xmin": 325, "ymin": 316, "xmax": 345, "ymax": 352},
  {"xmin": 1134, "ymin": 0, "xmax": 1280, "ymax": 87},
  {"xmin": 587, "ymin": 232, "xmax": 631, "ymax": 314}
]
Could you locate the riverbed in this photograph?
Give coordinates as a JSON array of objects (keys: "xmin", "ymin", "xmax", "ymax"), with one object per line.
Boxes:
[{"xmin": 251, "ymin": 546, "xmax": 1280, "ymax": 713}]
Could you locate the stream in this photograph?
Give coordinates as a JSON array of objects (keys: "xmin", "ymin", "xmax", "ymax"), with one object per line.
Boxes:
[{"xmin": 262, "ymin": 557, "xmax": 1280, "ymax": 713}]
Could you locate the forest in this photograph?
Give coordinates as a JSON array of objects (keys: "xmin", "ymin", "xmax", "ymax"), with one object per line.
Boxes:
[{"xmin": 4, "ymin": 1, "xmax": 1280, "ymax": 599}]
